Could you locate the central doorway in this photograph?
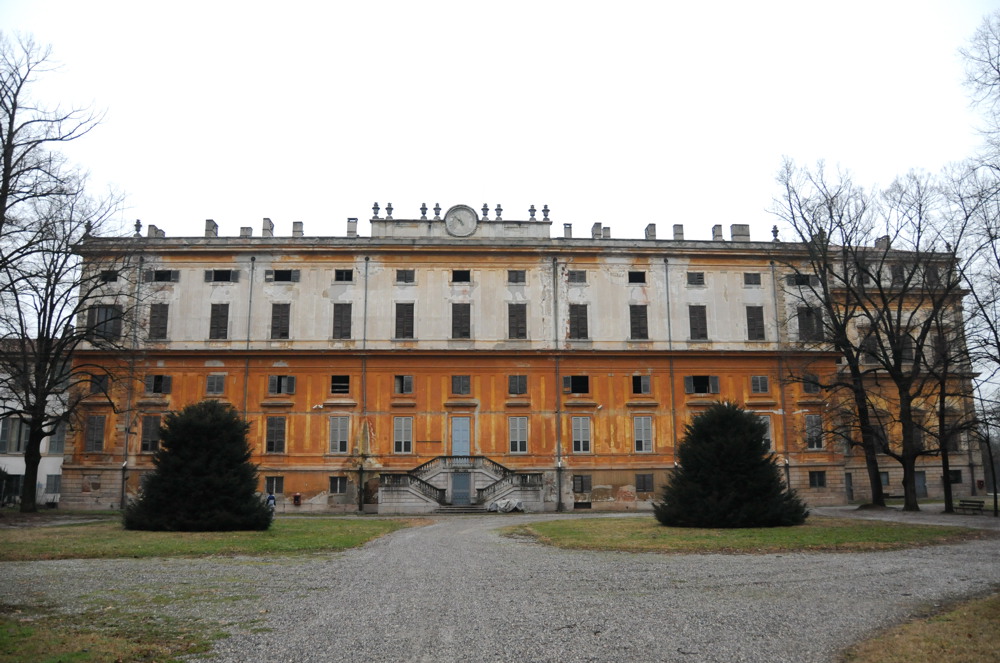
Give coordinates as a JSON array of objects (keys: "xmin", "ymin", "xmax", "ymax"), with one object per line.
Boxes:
[
  {"xmin": 451, "ymin": 416, "xmax": 471, "ymax": 456},
  {"xmin": 452, "ymin": 472, "xmax": 472, "ymax": 505}
]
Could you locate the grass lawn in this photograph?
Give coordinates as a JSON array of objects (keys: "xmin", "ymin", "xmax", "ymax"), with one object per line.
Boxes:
[{"xmin": 502, "ymin": 515, "xmax": 991, "ymax": 554}]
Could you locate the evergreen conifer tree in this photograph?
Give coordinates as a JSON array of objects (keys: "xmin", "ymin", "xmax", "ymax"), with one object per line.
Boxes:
[
  {"xmin": 654, "ymin": 401, "xmax": 808, "ymax": 528},
  {"xmin": 124, "ymin": 401, "xmax": 271, "ymax": 531}
]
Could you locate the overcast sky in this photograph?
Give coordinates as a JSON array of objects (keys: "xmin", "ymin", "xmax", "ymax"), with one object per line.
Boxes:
[{"xmin": 4, "ymin": 1, "xmax": 999, "ymax": 242}]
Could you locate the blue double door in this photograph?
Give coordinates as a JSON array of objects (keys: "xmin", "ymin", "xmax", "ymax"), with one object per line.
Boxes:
[{"xmin": 451, "ymin": 417, "xmax": 472, "ymax": 505}]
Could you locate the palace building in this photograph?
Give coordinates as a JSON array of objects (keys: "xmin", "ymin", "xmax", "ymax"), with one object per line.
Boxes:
[{"xmin": 58, "ymin": 204, "xmax": 983, "ymax": 513}]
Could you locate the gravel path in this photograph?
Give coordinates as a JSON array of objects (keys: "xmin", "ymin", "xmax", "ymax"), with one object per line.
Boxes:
[{"xmin": 2, "ymin": 509, "xmax": 999, "ymax": 663}]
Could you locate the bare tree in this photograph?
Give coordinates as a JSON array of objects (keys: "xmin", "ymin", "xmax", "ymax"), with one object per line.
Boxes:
[{"xmin": 772, "ymin": 162, "xmax": 975, "ymax": 511}]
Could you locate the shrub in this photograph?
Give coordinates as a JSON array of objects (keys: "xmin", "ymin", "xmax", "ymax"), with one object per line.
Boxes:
[
  {"xmin": 124, "ymin": 401, "xmax": 271, "ymax": 531},
  {"xmin": 654, "ymin": 401, "xmax": 808, "ymax": 528}
]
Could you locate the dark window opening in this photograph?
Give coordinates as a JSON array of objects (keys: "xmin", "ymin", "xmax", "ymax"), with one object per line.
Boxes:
[
  {"xmin": 331, "ymin": 375, "xmax": 350, "ymax": 394},
  {"xmin": 563, "ymin": 375, "xmax": 589, "ymax": 394}
]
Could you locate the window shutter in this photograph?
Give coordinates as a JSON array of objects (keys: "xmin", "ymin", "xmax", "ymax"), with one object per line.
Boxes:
[
  {"xmin": 291, "ymin": 270, "xmax": 300, "ymax": 282},
  {"xmin": 265, "ymin": 270, "xmax": 275, "ymax": 282},
  {"xmin": 204, "ymin": 270, "xmax": 213, "ymax": 282},
  {"xmin": 710, "ymin": 376, "xmax": 720, "ymax": 393},
  {"xmin": 0, "ymin": 419, "xmax": 9, "ymax": 453},
  {"xmin": 231, "ymin": 270, "xmax": 240, "ymax": 282},
  {"xmin": 143, "ymin": 270, "xmax": 154, "ymax": 282},
  {"xmin": 285, "ymin": 376, "xmax": 296, "ymax": 394},
  {"xmin": 170, "ymin": 270, "xmax": 180, "ymax": 282},
  {"xmin": 162, "ymin": 376, "xmax": 172, "ymax": 394},
  {"xmin": 86, "ymin": 307, "xmax": 97, "ymax": 329},
  {"xmin": 144, "ymin": 376, "xmax": 154, "ymax": 393},
  {"xmin": 683, "ymin": 376, "xmax": 694, "ymax": 393},
  {"xmin": 563, "ymin": 376, "xmax": 572, "ymax": 392},
  {"xmin": 268, "ymin": 375, "xmax": 277, "ymax": 394}
]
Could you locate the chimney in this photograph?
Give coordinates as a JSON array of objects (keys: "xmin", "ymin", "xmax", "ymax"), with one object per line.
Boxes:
[
  {"xmin": 156, "ymin": 228, "xmax": 165, "ymax": 238},
  {"xmin": 262, "ymin": 217, "xmax": 274, "ymax": 238},
  {"xmin": 730, "ymin": 224, "xmax": 751, "ymax": 241},
  {"xmin": 591, "ymin": 222, "xmax": 603, "ymax": 239},
  {"xmin": 292, "ymin": 221, "xmax": 303, "ymax": 237},
  {"xmin": 240, "ymin": 227, "xmax": 253, "ymax": 238},
  {"xmin": 874, "ymin": 235, "xmax": 890, "ymax": 250},
  {"xmin": 205, "ymin": 219, "xmax": 218, "ymax": 237},
  {"xmin": 644, "ymin": 223, "xmax": 656, "ymax": 240},
  {"xmin": 347, "ymin": 218, "xmax": 358, "ymax": 238},
  {"xmin": 147, "ymin": 224, "xmax": 159, "ymax": 238},
  {"xmin": 563, "ymin": 223, "xmax": 572, "ymax": 238},
  {"xmin": 602, "ymin": 227, "xmax": 611, "ymax": 239},
  {"xmin": 673, "ymin": 224, "xmax": 684, "ymax": 240},
  {"xmin": 712, "ymin": 224, "xmax": 723, "ymax": 241}
]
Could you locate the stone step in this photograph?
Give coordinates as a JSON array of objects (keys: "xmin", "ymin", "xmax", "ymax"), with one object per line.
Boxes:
[{"xmin": 434, "ymin": 504, "xmax": 489, "ymax": 514}]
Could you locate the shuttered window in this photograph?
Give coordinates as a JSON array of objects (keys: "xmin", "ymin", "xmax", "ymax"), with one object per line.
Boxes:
[
  {"xmin": 509, "ymin": 416, "xmax": 528, "ymax": 453},
  {"xmin": 85, "ymin": 415, "xmax": 105, "ymax": 452},
  {"xmin": 634, "ymin": 416, "xmax": 652, "ymax": 452},
  {"xmin": 689, "ymin": 305, "xmax": 708, "ymax": 340},
  {"xmin": 266, "ymin": 416, "xmax": 286, "ymax": 453},
  {"xmin": 329, "ymin": 416, "xmax": 349, "ymax": 454},
  {"xmin": 144, "ymin": 375, "xmax": 172, "ymax": 394},
  {"xmin": 141, "ymin": 415, "xmax": 160, "ymax": 452},
  {"xmin": 148, "ymin": 303, "xmax": 169, "ymax": 340},
  {"xmin": 452, "ymin": 303, "xmax": 471, "ymax": 339},
  {"xmin": 270, "ymin": 303, "xmax": 291, "ymax": 339},
  {"xmin": 746, "ymin": 306, "xmax": 765, "ymax": 341},
  {"xmin": 393, "ymin": 416, "xmax": 412, "ymax": 453},
  {"xmin": 395, "ymin": 303, "xmax": 414, "ymax": 339},
  {"xmin": 684, "ymin": 375, "xmax": 720, "ymax": 394},
  {"xmin": 209, "ymin": 303, "xmax": 229, "ymax": 340},
  {"xmin": 508, "ymin": 303, "xmax": 527, "ymax": 339},
  {"xmin": 569, "ymin": 304, "xmax": 588, "ymax": 339},
  {"xmin": 332, "ymin": 303, "xmax": 352, "ymax": 339},
  {"xmin": 572, "ymin": 416, "xmax": 591, "ymax": 453},
  {"xmin": 629, "ymin": 305, "xmax": 648, "ymax": 340},
  {"xmin": 267, "ymin": 375, "xmax": 296, "ymax": 395}
]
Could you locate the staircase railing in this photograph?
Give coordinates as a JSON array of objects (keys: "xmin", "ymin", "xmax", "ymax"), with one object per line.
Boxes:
[
  {"xmin": 379, "ymin": 473, "xmax": 446, "ymax": 504},
  {"xmin": 478, "ymin": 473, "xmax": 543, "ymax": 502},
  {"xmin": 410, "ymin": 456, "xmax": 514, "ymax": 480}
]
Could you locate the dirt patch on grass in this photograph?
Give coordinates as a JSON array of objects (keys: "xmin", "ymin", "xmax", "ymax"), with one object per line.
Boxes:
[{"xmin": 0, "ymin": 510, "xmax": 115, "ymax": 528}]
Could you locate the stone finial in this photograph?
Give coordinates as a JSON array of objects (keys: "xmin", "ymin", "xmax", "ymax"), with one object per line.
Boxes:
[
  {"xmin": 433, "ymin": 203, "xmax": 441, "ymax": 220},
  {"xmin": 386, "ymin": 203, "xmax": 393, "ymax": 220},
  {"xmin": 84, "ymin": 220, "xmax": 93, "ymax": 237},
  {"xmin": 482, "ymin": 203, "xmax": 489, "ymax": 220},
  {"xmin": 134, "ymin": 220, "xmax": 142, "ymax": 237},
  {"xmin": 372, "ymin": 202, "xmax": 380, "ymax": 220},
  {"xmin": 420, "ymin": 203, "xmax": 428, "ymax": 220},
  {"xmin": 529, "ymin": 205, "xmax": 536, "ymax": 220},
  {"xmin": 495, "ymin": 204, "xmax": 503, "ymax": 221},
  {"xmin": 772, "ymin": 225, "xmax": 780, "ymax": 242},
  {"xmin": 542, "ymin": 205, "xmax": 550, "ymax": 220}
]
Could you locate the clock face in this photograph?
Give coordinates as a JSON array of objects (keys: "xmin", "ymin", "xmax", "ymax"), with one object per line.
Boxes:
[{"xmin": 444, "ymin": 205, "xmax": 478, "ymax": 237}]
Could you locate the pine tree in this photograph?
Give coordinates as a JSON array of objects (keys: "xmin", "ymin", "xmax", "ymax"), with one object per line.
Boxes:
[
  {"xmin": 654, "ymin": 401, "xmax": 808, "ymax": 528},
  {"xmin": 124, "ymin": 401, "xmax": 271, "ymax": 531}
]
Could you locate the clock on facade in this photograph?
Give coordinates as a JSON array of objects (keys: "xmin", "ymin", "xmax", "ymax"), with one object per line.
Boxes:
[{"xmin": 443, "ymin": 205, "xmax": 479, "ymax": 237}]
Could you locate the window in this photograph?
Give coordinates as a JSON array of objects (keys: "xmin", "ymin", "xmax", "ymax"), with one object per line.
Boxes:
[
  {"xmin": 265, "ymin": 476, "xmax": 284, "ymax": 494},
  {"xmin": 572, "ymin": 416, "xmax": 591, "ymax": 453},
  {"xmin": 334, "ymin": 269, "xmax": 353, "ymax": 282},
  {"xmin": 204, "ymin": 269, "xmax": 239, "ymax": 282},
  {"xmin": 572, "ymin": 475, "xmax": 592, "ymax": 492},
  {"xmin": 947, "ymin": 469, "xmax": 963, "ymax": 485},
  {"xmin": 144, "ymin": 375, "xmax": 172, "ymax": 395},
  {"xmin": 568, "ymin": 304, "xmax": 588, "ymax": 339},
  {"xmin": 332, "ymin": 303, "xmax": 352, "ymax": 339},
  {"xmin": 271, "ymin": 303, "xmax": 291, "ymax": 339},
  {"xmin": 396, "ymin": 269, "xmax": 415, "ymax": 283},
  {"xmin": 267, "ymin": 375, "xmax": 296, "ymax": 395},
  {"xmin": 47, "ymin": 424, "xmax": 66, "ymax": 454},
  {"xmin": 809, "ymin": 471, "xmax": 827, "ymax": 488},
  {"xmin": 797, "ymin": 307, "xmax": 824, "ymax": 341},
  {"xmin": 684, "ymin": 375, "xmax": 720, "ymax": 394},
  {"xmin": 563, "ymin": 375, "xmax": 589, "ymax": 394},
  {"xmin": 508, "ymin": 375, "xmax": 527, "ymax": 396},
  {"xmin": 206, "ymin": 374, "xmax": 226, "ymax": 395},
  {"xmin": 265, "ymin": 269, "xmax": 300, "ymax": 282},
  {"xmin": 746, "ymin": 306, "xmax": 765, "ymax": 341},
  {"xmin": 805, "ymin": 414, "xmax": 823, "ymax": 449},
  {"xmin": 45, "ymin": 475, "xmax": 61, "ymax": 493},
  {"xmin": 89, "ymin": 374, "xmax": 108, "ymax": 395},
  {"xmin": 632, "ymin": 375, "xmax": 651, "ymax": 395},
  {"xmin": 85, "ymin": 415, "xmax": 105, "ymax": 452},
  {"xmin": 265, "ymin": 416, "xmax": 286, "ymax": 453},
  {"xmin": 924, "ymin": 265, "xmax": 940, "ymax": 285},
  {"xmin": 751, "ymin": 376, "xmax": 769, "ymax": 394},
  {"xmin": 567, "ymin": 270, "xmax": 587, "ymax": 284},
  {"xmin": 394, "ymin": 375, "xmax": 414, "ymax": 394},
  {"xmin": 786, "ymin": 274, "xmax": 819, "ymax": 287},
  {"xmin": 452, "ymin": 303, "xmax": 471, "ymax": 339},
  {"xmin": 686, "ymin": 272, "xmax": 705, "ymax": 286},
  {"xmin": 758, "ymin": 415, "xmax": 773, "ymax": 450},
  {"xmin": 99, "ymin": 270, "xmax": 118, "ymax": 283},
  {"xmin": 87, "ymin": 305, "xmax": 122, "ymax": 340},
  {"xmin": 508, "ymin": 270, "xmax": 526, "ymax": 284},
  {"xmin": 635, "ymin": 473, "xmax": 654, "ymax": 493},
  {"xmin": 329, "ymin": 416, "xmax": 349, "ymax": 454},
  {"xmin": 628, "ymin": 271, "xmax": 646, "ymax": 284},
  {"xmin": 330, "ymin": 476, "xmax": 348, "ymax": 494},
  {"xmin": 395, "ymin": 303, "xmax": 415, "ymax": 339},
  {"xmin": 451, "ymin": 375, "xmax": 471, "ymax": 395},
  {"xmin": 452, "ymin": 269, "xmax": 471, "ymax": 282},
  {"xmin": 140, "ymin": 415, "xmax": 160, "ymax": 452},
  {"xmin": 148, "ymin": 303, "xmax": 169, "ymax": 340},
  {"xmin": 629, "ymin": 305, "xmax": 648, "ymax": 340},
  {"xmin": 689, "ymin": 305, "xmax": 708, "ymax": 340},
  {"xmin": 743, "ymin": 272, "xmax": 762, "ymax": 286},
  {"xmin": 144, "ymin": 269, "xmax": 179, "ymax": 283},
  {"xmin": 880, "ymin": 471, "xmax": 890, "ymax": 487},
  {"xmin": 509, "ymin": 416, "xmax": 527, "ymax": 453},
  {"xmin": 901, "ymin": 335, "xmax": 914, "ymax": 362},
  {"xmin": 209, "ymin": 303, "xmax": 229, "ymax": 340},
  {"xmin": 393, "ymin": 416, "xmax": 412, "ymax": 453},
  {"xmin": 0, "ymin": 418, "xmax": 26, "ymax": 453},
  {"xmin": 803, "ymin": 374, "xmax": 821, "ymax": 394},
  {"xmin": 330, "ymin": 375, "xmax": 350, "ymax": 394},
  {"xmin": 508, "ymin": 303, "xmax": 527, "ymax": 339},
  {"xmin": 634, "ymin": 416, "xmax": 652, "ymax": 452}
]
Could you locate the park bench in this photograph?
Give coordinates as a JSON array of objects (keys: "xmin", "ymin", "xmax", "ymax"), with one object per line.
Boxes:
[{"xmin": 955, "ymin": 499, "xmax": 985, "ymax": 515}]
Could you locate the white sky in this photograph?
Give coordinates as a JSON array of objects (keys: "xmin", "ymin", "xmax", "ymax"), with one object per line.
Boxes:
[{"xmin": 4, "ymin": 0, "xmax": 999, "ymax": 242}]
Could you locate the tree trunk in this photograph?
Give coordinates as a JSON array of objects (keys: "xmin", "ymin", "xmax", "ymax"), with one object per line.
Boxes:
[
  {"xmin": 19, "ymin": 427, "xmax": 44, "ymax": 513},
  {"xmin": 851, "ymin": 377, "xmax": 885, "ymax": 506},
  {"xmin": 901, "ymin": 455, "xmax": 921, "ymax": 512},
  {"xmin": 941, "ymin": 446, "xmax": 954, "ymax": 513}
]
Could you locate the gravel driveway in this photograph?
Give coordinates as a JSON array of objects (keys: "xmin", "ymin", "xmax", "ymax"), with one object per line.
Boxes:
[{"xmin": 2, "ymin": 509, "xmax": 999, "ymax": 663}]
